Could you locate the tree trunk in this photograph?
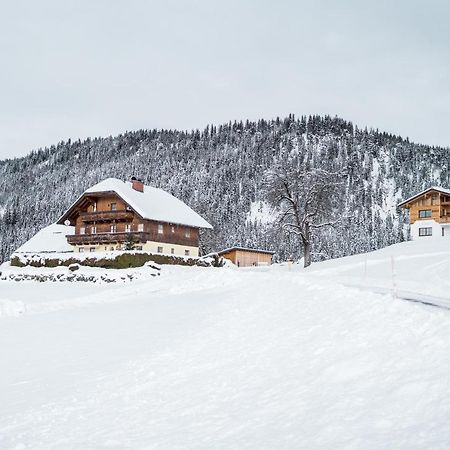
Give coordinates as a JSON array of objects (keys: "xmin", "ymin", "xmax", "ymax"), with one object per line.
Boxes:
[
  {"xmin": 302, "ymin": 237, "xmax": 312, "ymax": 268},
  {"xmin": 301, "ymin": 222, "xmax": 312, "ymax": 268}
]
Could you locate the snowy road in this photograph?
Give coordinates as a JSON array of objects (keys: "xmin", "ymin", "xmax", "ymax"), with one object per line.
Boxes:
[{"xmin": 2, "ymin": 250, "xmax": 450, "ymax": 449}]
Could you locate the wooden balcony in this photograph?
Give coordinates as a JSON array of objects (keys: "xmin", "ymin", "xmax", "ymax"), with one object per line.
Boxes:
[
  {"xmin": 79, "ymin": 210, "xmax": 134, "ymax": 223},
  {"xmin": 67, "ymin": 232, "xmax": 149, "ymax": 245}
]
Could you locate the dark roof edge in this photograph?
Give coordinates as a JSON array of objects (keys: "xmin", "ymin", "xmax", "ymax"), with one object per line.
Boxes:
[
  {"xmin": 398, "ymin": 186, "xmax": 450, "ymax": 208},
  {"xmin": 218, "ymin": 246, "xmax": 275, "ymax": 255}
]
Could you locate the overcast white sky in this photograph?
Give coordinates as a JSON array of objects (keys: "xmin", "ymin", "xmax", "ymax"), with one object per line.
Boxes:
[{"xmin": 1, "ymin": 0, "xmax": 449, "ymax": 159}]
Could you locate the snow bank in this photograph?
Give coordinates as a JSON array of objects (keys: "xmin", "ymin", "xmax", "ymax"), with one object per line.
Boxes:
[
  {"xmin": 306, "ymin": 238, "xmax": 450, "ymax": 304},
  {"xmin": 14, "ymin": 223, "xmax": 74, "ymax": 253},
  {"xmin": 11, "ymin": 250, "xmax": 212, "ymax": 269},
  {"xmin": 0, "ymin": 298, "xmax": 26, "ymax": 317},
  {"xmin": 0, "ymin": 263, "xmax": 160, "ymax": 285}
]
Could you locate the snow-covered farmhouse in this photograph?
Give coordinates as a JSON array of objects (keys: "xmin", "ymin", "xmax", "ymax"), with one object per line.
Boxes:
[
  {"xmin": 399, "ymin": 186, "xmax": 450, "ymax": 239},
  {"xmin": 56, "ymin": 177, "xmax": 212, "ymax": 256}
]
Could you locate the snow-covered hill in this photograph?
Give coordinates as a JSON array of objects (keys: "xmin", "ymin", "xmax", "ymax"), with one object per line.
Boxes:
[
  {"xmin": 2, "ymin": 114, "xmax": 449, "ymax": 263},
  {"xmin": 2, "ymin": 240, "xmax": 450, "ymax": 449},
  {"xmin": 307, "ymin": 237, "xmax": 450, "ymax": 308}
]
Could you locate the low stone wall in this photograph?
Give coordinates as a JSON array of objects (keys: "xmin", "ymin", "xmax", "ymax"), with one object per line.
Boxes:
[
  {"xmin": 1, "ymin": 271, "xmax": 138, "ymax": 283},
  {"xmin": 10, "ymin": 251, "xmax": 214, "ymax": 269}
]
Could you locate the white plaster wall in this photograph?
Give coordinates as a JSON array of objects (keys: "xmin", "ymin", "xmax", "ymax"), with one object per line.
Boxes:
[
  {"xmin": 410, "ymin": 219, "xmax": 443, "ymax": 240},
  {"xmin": 441, "ymin": 224, "xmax": 450, "ymax": 237},
  {"xmin": 72, "ymin": 241, "xmax": 199, "ymax": 257},
  {"xmin": 141, "ymin": 241, "xmax": 199, "ymax": 257}
]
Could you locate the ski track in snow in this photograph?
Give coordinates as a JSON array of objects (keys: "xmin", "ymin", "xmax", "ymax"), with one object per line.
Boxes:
[{"xmin": 2, "ymin": 242, "xmax": 450, "ymax": 449}]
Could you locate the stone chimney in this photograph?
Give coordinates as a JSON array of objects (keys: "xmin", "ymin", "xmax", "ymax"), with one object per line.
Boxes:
[{"xmin": 131, "ymin": 177, "xmax": 144, "ymax": 193}]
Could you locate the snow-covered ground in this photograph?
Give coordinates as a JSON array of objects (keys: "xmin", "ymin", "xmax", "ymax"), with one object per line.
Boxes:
[
  {"xmin": 2, "ymin": 240, "xmax": 450, "ymax": 449},
  {"xmin": 306, "ymin": 238, "xmax": 450, "ymax": 308}
]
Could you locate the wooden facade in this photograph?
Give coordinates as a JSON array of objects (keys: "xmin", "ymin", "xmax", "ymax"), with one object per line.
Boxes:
[
  {"xmin": 399, "ymin": 188, "xmax": 450, "ymax": 224},
  {"xmin": 58, "ymin": 190, "xmax": 200, "ymax": 254},
  {"xmin": 219, "ymin": 247, "xmax": 274, "ymax": 267}
]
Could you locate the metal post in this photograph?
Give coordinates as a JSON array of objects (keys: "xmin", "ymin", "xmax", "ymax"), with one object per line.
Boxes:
[
  {"xmin": 391, "ymin": 255, "xmax": 397, "ymax": 299},
  {"xmin": 363, "ymin": 258, "xmax": 367, "ymax": 287}
]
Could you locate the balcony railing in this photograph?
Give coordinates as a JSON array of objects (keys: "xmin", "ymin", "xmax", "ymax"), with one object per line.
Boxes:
[
  {"xmin": 67, "ymin": 232, "xmax": 149, "ymax": 245},
  {"xmin": 79, "ymin": 210, "xmax": 134, "ymax": 223}
]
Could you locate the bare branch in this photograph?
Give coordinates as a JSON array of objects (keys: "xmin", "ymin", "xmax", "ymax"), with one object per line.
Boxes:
[{"xmin": 310, "ymin": 219, "xmax": 341, "ymax": 229}]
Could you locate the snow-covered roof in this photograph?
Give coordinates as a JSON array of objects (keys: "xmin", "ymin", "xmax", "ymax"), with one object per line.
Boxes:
[
  {"xmin": 60, "ymin": 178, "xmax": 212, "ymax": 229},
  {"xmin": 398, "ymin": 186, "xmax": 450, "ymax": 208},
  {"xmin": 14, "ymin": 224, "xmax": 75, "ymax": 253}
]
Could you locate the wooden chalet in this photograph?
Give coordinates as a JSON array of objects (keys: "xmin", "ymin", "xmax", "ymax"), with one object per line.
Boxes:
[
  {"xmin": 398, "ymin": 186, "xmax": 450, "ymax": 239},
  {"xmin": 218, "ymin": 247, "xmax": 274, "ymax": 267},
  {"xmin": 57, "ymin": 177, "xmax": 212, "ymax": 256}
]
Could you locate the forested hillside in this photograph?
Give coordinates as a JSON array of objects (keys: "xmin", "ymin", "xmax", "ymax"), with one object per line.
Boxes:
[{"xmin": 1, "ymin": 115, "xmax": 448, "ymax": 263}]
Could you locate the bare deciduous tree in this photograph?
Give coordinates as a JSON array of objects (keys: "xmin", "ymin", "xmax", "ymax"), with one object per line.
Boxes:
[{"xmin": 268, "ymin": 164, "xmax": 345, "ymax": 268}]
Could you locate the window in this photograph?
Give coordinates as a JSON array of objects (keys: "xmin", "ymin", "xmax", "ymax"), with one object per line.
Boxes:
[
  {"xmin": 157, "ymin": 246, "xmax": 163, "ymax": 253},
  {"xmin": 93, "ymin": 202, "xmax": 97, "ymax": 212},
  {"xmin": 110, "ymin": 247, "xmax": 114, "ymax": 251},
  {"xmin": 125, "ymin": 224, "xmax": 131, "ymax": 232},
  {"xmin": 91, "ymin": 226, "xmax": 97, "ymax": 234},
  {"xmin": 419, "ymin": 210, "xmax": 432, "ymax": 218},
  {"xmin": 419, "ymin": 227, "xmax": 432, "ymax": 237},
  {"xmin": 110, "ymin": 224, "xmax": 117, "ymax": 233},
  {"xmin": 171, "ymin": 248, "xmax": 175, "ymax": 254},
  {"xmin": 138, "ymin": 223, "xmax": 144, "ymax": 232},
  {"xmin": 80, "ymin": 227, "xmax": 85, "ymax": 235},
  {"xmin": 90, "ymin": 247, "xmax": 96, "ymax": 253},
  {"xmin": 185, "ymin": 229, "xmax": 191, "ymax": 238},
  {"xmin": 135, "ymin": 245, "xmax": 143, "ymax": 251},
  {"xmin": 171, "ymin": 226, "xmax": 175, "ymax": 233},
  {"xmin": 111, "ymin": 202, "xmax": 117, "ymax": 211},
  {"xmin": 79, "ymin": 247, "xmax": 84, "ymax": 253},
  {"xmin": 185, "ymin": 249, "xmax": 190, "ymax": 256},
  {"xmin": 432, "ymin": 194, "xmax": 438, "ymax": 205},
  {"xmin": 158, "ymin": 224, "xmax": 164, "ymax": 234}
]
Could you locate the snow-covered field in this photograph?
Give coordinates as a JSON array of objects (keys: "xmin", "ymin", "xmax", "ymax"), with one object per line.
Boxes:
[{"xmin": 2, "ymin": 240, "xmax": 450, "ymax": 449}]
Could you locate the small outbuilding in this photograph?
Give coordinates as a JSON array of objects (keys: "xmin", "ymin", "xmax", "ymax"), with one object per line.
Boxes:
[{"xmin": 218, "ymin": 247, "xmax": 274, "ymax": 267}]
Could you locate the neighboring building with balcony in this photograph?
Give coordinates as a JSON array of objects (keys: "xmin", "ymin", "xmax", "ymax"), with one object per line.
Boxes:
[
  {"xmin": 56, "ymin": 177, "xmax": 212, "ymax": 256},
  {"xmin": 398, "ymin": 186, "xmax": 450, "ymax": 239}
]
